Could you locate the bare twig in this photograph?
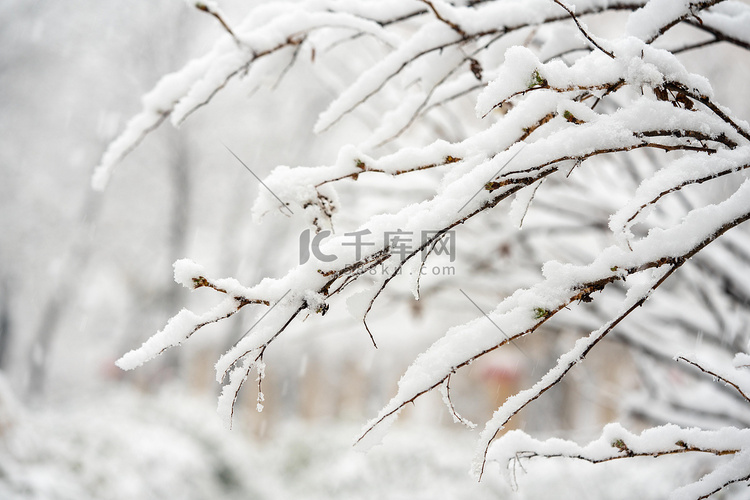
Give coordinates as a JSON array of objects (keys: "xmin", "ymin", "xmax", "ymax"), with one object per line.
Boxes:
[
  {"xmin": 552, "ymin": 0, "xmax": 615, "ymax": 58},
  {"xmin": 195, "ymin": 2, "xmax": 239, "ymax": 43},
  {"xmin": 223, "ymin": 143, "xmax": 294, "ymax": 215},
  {"xmin": 419, "ymin": 0, "xmax": 466, "ymax": 36},
  {"xmin": 677, "ymin": 355, "xmax": 750, "ymax": 404}
]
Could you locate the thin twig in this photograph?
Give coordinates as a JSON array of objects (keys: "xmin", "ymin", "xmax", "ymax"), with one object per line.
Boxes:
[
  {"xmin": 195, "ymin": 2, "xmax": 240, "ymax": 43},
  {"xmin": 419, "ymin": 0, "xmax": 466, "ymax": 36},
  {"xmin": 677, "ymin": 356, "xmax": 750, "ymax": 404},
  {"xmin": 223, "ymin": 143, "xmax": 294, "ymax": 215},
  {"xmin": 552, "ymin": 0, "xmax": 615, "ymax": 58}
]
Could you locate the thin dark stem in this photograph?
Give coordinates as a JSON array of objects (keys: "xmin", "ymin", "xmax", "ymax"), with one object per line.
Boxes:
[
  {"xmin": 677, "ymin": 356, "xmax": 750, "ymax": 403},
  {"xmin": 552, "ymin": 0, "xmax": 615, "ymax": 58}
]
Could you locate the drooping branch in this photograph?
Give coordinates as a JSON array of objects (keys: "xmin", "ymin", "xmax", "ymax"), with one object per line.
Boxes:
[
  {"xmin": 664, "ymin": 82, "xmax": 750, "ymax": 143},
  {"xmin": 676, "ymin": 355, "xmax": 750, "ymax": 404}
]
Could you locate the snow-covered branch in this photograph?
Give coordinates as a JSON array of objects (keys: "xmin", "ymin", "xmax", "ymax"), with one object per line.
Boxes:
[
  {"xmin": 490, "ymin": 423, "xmax": 750, "ymax": 499},
  {"xmin": 104, "ymin": 1, "xmax": 750, "ymax": 497}
]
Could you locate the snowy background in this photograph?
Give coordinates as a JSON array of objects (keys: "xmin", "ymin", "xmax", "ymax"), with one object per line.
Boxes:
[{"xmin": 2, "ymin": 0, "xmax": 750, "ymax": 498}]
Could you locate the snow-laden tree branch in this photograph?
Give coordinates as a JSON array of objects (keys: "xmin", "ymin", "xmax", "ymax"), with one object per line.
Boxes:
[
  {"xmin": 491, "ymin": 423, "xmax": 750, "ymax": 499},
  {"xmin": 101, "ymin": 0, "xmax": 750, "ymax": 497}
]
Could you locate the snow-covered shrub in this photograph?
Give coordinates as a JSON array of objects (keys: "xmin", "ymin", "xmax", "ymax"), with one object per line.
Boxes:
[
  {"xmin": 98, "ymin": 1, "xmax": 750, "ymax": 497},
  {"xmin": 0, "ymin": 379, "xmax": 275, "ymax": 500}
]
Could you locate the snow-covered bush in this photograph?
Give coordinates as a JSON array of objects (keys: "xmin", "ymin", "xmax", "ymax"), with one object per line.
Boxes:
[
  {"xmin": 99, "ymin": 1, "xmax": 750, "ymax": 497},
  {"xmin": 0, "ymin": 378, "xmax": 276, "ymax": 500}
]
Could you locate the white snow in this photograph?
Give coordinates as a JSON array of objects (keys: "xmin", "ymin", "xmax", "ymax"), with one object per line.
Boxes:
[{"xmin": 103, "ymin": 1, "xmax": 750, "ymax": 497}]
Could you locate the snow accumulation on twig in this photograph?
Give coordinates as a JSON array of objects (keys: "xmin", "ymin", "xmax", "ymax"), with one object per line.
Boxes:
[{"xmin": 104, "ymin": 1, "xmax": 750, "ymax": 498}]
